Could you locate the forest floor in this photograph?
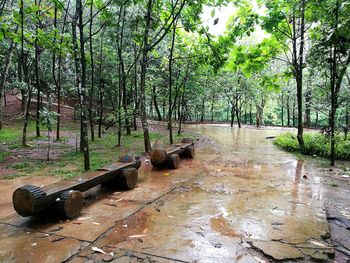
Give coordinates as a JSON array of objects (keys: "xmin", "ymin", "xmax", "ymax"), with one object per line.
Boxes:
[{"xmin": 0, "ymin": 93, "xmax": 350, "ymax": 262}]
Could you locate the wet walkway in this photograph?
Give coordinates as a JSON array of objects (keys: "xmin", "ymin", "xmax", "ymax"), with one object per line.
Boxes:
[{"xmin": 0, "ymin": 125, "xmax": 343, "ymax": 262}]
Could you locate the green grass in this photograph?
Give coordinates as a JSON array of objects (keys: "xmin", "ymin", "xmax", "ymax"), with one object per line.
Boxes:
[
  {"xmin": 0, "ymin": 127, "xmax": 22, "ymax": 144},
  {"xmin": 0, "ymin": 151, "xmax": 11, "ymax": 162},
  {"xmin": 2, "ymin": 123, "xmax": 197, "ymax": 180},
  {"xmin": 274, "ymin": 132, "xmax": 350, "ymax": 160}
]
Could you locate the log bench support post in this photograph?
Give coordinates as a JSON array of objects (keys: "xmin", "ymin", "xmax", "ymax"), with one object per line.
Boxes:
[{"xmin": 149, "ymin": 138, "xmax": 195, "ymax": 169}]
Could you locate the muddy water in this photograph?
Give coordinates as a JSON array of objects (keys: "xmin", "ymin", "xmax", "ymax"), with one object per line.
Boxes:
[{"xmin": 78, "ymin": 125, "xmax": 330, "ymax": 262}]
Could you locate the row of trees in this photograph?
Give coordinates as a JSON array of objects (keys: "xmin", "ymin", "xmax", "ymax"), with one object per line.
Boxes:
[{"xmin": 0, "ymin": 0, "xmax": 349, "ymax": 168}]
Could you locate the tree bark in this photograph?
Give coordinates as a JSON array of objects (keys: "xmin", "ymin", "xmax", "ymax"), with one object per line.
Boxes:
[
  {"xmin": 77, "ymin": 0, "xmax": 90, "ymax": 170},
  {"xmin": 152, "ymin": 86, "xmax": 162, "ymax": 121},
  {"xmin": 0, "ymin": 36, "xmax": 15, "ymax": 131},
  {"xmin": 139, "ymin": 0, "xmax": 153, "ymax": 152},
  {"xmin": 34, "ymin": 0, "xmax": 41, "ymax": 137},
  {"xmin": 168, "ymin": 16, "xmax": 176, "ymax": 144},
  {"xmin": 88, "ymin": 0, "xmax": 95, "ymax": 141}
]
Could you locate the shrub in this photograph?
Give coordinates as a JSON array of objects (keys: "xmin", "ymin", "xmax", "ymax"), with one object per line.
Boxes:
[{"xmin": 274, "ymin": 131, "xmax": 350, "ymax": 161}]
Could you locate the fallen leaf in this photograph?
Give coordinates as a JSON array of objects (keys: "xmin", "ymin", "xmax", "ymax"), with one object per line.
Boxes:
[
  {"xmin": 253, "ymin": 256, "xmax": 266, "ymax": 263},
  {"xmin": 77, "ymin": 217, "xmax": 92, "ymax": 221},
  {"xmin": 142, "ymin": 228, "xmax": 148, "ymax": 234},
  {"xmin": 92, "ymin": 246, "xmax": 114, "ymax": 257},
  {"xmin": 309, "ymin": 239, "xmax": 327, "ymax": 248}
]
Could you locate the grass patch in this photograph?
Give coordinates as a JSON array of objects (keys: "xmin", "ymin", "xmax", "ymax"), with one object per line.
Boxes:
[
  {"xmin": 274, "ymin": 132, "xmax": 350, "ymax": 160},
  {"xmin": 0, "ymin": 127, "xmax": 21, "ymax": 144},
  {"xmin": 0, "ymin": 151, "xmax": 10, "ymax": 162},
  {"xmin": 3, "ymin": 125, "xmax": 196, "ymax": 180}
]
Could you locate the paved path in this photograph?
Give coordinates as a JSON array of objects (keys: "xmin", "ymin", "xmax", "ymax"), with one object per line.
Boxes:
[{"xmin": 1, "ymin": 125, "xmax": 349, "ymax": 262}]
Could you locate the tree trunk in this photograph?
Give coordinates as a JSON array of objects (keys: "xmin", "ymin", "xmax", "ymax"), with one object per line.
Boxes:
[
  {"xmin": 235, "ymin": 97, "xmax": 241, "ymax": 128},
  {"xmin": 168, "ymin": 18, "xmax": 176, "ymax": 144},
  {"xmin": 35, "ymin": 0, "xmax": 40, "ymax": 137},
  {"xmin": 152, "ymin": 86, "xmax": 162, "ymax": 121},
  {"xmin": 281, "ymin": 91, "xmax": 284, "ymax": 127},
  {"xmin": 133, "ymin": 44, "xmax": 138, "ymax": 131},
  {"xmin": 304, "ymin": 87, "xmax": 311, "ymax": 127},
  {"xmin": 0, "ymin": 36, "xmax": 15, "ymax": 131},
  {"xmin": 292, "ymin": 1, "xmax": 305, "ymax": 147},
  {"xmin": 230, "ymin": 103, "xmax": 235, "ymax": 127},
  {"xmin": 200, "ymin": 98, "xmax": 205, "ymax": 122},
  {"xmin": 287, "ymin": 93, "xmax": 290, "ymax": 126},
  {"xmin": 139, "ymin": 0, "xmax": 152, "ymax": 152},
  {"xmin": 88, "ymin": 0, "xmax": 95, "ymax": 141},
  {"xmin": 77, "ymin": 0, "xmax": 90, "ymax": 170},
  {"xmin": 98, "ymin": 31, "xmax": 104, "ymax": 138},
  {"xmin": 249, "ymin": 103, "xmax": 253, "ymax": 125}
]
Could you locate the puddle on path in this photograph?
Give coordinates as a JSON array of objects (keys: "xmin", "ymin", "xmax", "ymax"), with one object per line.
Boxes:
[{"xmin": 75, "ymin": 125, "xmax": 331, "ymax": 262}]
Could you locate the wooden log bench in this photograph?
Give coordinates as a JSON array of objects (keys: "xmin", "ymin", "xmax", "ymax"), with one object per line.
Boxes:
[
  {"xmin": 12, "ymin": 158, "xmax": 141, "ymax": 219},
  {"xmin": 149, "ymin": 138, "xmax": 195, "ymax": 169}
]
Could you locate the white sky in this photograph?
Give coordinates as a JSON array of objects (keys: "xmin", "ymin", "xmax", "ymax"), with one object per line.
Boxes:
[
  {"xmin": 201, "ymin": 3, "xmax": 237, "ymax": 36},
  {"xmin": 201, "ymin": 2, "xmax": 268, "ymax": 42}
]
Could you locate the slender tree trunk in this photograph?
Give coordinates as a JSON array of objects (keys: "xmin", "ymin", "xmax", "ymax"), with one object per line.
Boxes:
[
  {"xmin": 281, "ymin": 91, "xmax": 284, "ymax": 127},
  {"xmin": 98, "ymin": 31, "xmax": 104, "ymax": 138},
  {"xmin": 249, "ymin": 103, "xmax": 252, "ymax": 125},
  {"xmin": 139, "ymin": 0, "xmax": 152, "ymax": 152},
  {"xmin": 168, "ymin": 18, "xmax": 176, "ymax": 144},
  {"xmin": 88, "ymin": 0, "xmax": 95, "ymax": 141},
  {"xmin": 304, "ymin": 87, "xmax": 311, "ymax": 127},
  {"xmin": 230, "ymin": 103, "xmax": 235, "ymax": 127},
  {"xmin": 77, "ymin": 0, "xmax": 90, "ymax": 170},
  {"xmin": 235, "ymin": 97, "xmax": 241, "ymax": 128},
  {"xmin": 287, "ymin": 93, "xmax": 290, "ymax": 126},
  {"xmin": 200, "ymin": 98, "xmax": 205, "ymax": 122},
  {"xmin": 211, "ymin": 94, "xmax": 214, "ymax": 122},
  {"xmin": 293, "ymin": 1, "xmax": 305, "ymax": 147},
  {"xmin": 292, "ymin": 100, "xmax": 296, "ymax": 127},
  {"xmin": 117, "ymin": 6, "xmax": 131, "ymax": 136},
  {"xmin": 152, "ymin": 86, "xmax": 162, "ymax": 121},
  {"xmin": 35, "ymin": 0, "xmax": 41, "ymax": 137},
  {"xmin": 117, "ymin": 65, "xmax": 122, "ymax": 146},
  {"xmin": 133, "ymin": 44, "xmax": 138, "ymax": 131},
  {"xmin": 0, "ymin": 37, "xmax": 15, "ymax": 131}
]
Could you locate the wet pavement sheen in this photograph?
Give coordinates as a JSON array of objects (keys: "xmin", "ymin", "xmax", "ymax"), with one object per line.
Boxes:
[{"xmin": 0, "ymin": 125, "xmax": 335, "ymax": 262}]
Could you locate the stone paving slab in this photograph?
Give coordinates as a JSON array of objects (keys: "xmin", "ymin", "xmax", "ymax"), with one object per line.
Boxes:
[{"xmin": 0, "ymin": 223, "xmax": 89, "ymax": 263}]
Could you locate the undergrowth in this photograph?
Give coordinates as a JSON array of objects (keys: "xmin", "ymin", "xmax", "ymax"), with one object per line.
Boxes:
[{"xmin": 274, "ymin": 132, "xmax": 350, "ymax": 160}]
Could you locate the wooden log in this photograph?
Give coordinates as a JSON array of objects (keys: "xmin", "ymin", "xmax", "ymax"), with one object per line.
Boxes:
[
  {"xmin": 166, "ymin": 154, "xmax": 180, "ymax": 169},
  {"xmin": 181, "ymin": 145, "xmax": 195, "ymax": 159},
  {"xmin": 55, "ymin": 190, "xmax": 83, "ymax": 219},
  {"xmin": 181, "ymin": 138, "xmax": 194, "ymax": 144},
  {"xmin": 13, "ymin": 185, "xmax": 47, "ymax": 217},
  {"xmin": 149, "ymin": 149, "xmax": 168, "ymax": 166},
  {"xmin": 149, "ymin": 138, "xmax": 195, "ymax": 169},
  {"xmin": 120, "ymin": 168, "xmax": 138, "ymax": 189}
]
